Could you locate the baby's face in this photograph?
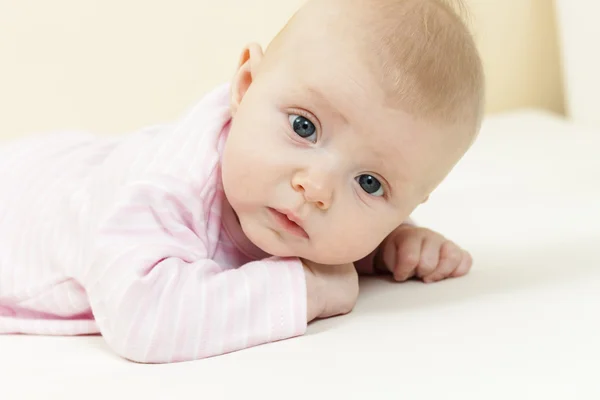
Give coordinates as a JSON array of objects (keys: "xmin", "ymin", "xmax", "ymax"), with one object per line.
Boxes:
[{"xmin": 222, "ymin": 39, "xmax": 451, "ymax": 265}]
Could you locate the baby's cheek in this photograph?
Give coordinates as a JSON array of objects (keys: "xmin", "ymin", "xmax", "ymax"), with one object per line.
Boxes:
[
  {"xmin": 222, "ymin": 161, "xmax": 253, "ymax": 208},
  {"xmin": 353, "ymin": 230, "xmax": 383, "ymax": 257},
  {"xmin": 321, "ymin": 225, "xmax": 380, "ymax": 264}
]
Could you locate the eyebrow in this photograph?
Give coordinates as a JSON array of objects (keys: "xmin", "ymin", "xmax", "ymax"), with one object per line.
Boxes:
[{"xmin": 304, "ymin": 86, "xmax": 349, "ymax": 125}]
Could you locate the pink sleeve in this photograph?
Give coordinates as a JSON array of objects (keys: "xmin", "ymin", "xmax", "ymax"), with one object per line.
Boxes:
[{"xmin": 82, "ymin": 177, "xmax": 306, "ymax": 363}]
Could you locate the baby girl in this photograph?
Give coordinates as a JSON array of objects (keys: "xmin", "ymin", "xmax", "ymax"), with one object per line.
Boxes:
[{"xmin": 0, "ymin": 0, "xmax": 484, "ymax": 363}]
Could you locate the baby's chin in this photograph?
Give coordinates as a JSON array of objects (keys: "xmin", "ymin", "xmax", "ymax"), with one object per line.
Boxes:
[
  {"xmin": 251, "ymin": 234, "xmax": 357, "ymax": 265},
  {"xmin": 244, "ymin": 225, "xmax": 303, "ymax": 258},
  {"xmin": 244, "ymin": 226, "xmax": 319, "ymax": 262}
]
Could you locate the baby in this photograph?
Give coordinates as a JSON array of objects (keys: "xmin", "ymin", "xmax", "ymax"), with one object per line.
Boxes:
[{"xmin": 0, "ymin": 0, "xmax": 483, "ymax": 363}]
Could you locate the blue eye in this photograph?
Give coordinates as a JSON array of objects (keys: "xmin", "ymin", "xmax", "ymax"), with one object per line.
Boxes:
[
  {"xmin": 357, "ymin": 174, "xmax": 384, "ymax": 197},
  {"xmin": 289, "ymin": 114, "xmax": 317, "ymax": 142}
]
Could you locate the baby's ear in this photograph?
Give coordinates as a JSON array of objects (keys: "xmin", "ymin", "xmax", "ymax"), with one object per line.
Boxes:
[{"xmin": 230, "ymin": 43, "xmax": 264, "ymax": 116}]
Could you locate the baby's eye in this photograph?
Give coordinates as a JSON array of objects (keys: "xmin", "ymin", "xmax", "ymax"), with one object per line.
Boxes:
[
  {"xmin": 356, "ymin": 174, "xmax": 384, "ymax": 197},
  {"xmin": 289, "ymin": 114, "xmax": 317, "ymax": 143}
]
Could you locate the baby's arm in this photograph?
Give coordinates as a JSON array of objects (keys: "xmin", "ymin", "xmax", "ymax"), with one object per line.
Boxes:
[{"xmin": 81, "ymin": 176, "xmax": 339, "ymax": 363}]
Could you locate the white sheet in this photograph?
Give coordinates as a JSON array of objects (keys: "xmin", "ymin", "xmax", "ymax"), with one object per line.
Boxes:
[{"xmin": 1, "ymin": 110, "xmax": 599, "ymax": 399}]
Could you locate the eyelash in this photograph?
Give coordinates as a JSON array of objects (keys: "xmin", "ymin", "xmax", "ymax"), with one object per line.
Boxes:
[
  {"xmin": 288, "ymin": 109, "xmax": 321, "ymax": 142},
  {"xmin": 358, "ymin": 175, "xmax": 389, "ymax": 200}
]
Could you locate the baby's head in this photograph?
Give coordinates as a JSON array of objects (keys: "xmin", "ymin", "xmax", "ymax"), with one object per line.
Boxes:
[{"xmin": 221, "ymin": 0, "xmax": 484, "ymax": 265}]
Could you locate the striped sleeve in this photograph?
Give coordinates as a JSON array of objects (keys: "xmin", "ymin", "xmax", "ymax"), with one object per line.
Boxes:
[{"xmin": 81, "ymin": 175, "xmax": 307, "ymax": 363}]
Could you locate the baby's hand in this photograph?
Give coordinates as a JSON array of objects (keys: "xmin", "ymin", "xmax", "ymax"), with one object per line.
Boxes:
[
  {"xmin": 377, "ymin": 225, "xmax": 472, "ymax": 283},
  {"xmin": 302, "ymin": 259, "xmax": 359, "ymax": 321}
]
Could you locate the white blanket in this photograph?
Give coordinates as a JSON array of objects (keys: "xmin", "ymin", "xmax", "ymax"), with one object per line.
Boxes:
[{"xmin": 1, "ymin": 110, "xmax": 598, "ymax": 399}]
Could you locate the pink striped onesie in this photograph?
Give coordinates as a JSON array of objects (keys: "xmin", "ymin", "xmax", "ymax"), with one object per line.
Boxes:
[{"xmin": 0, "ymin": 84, "xmax": 343, "ymax": 363}]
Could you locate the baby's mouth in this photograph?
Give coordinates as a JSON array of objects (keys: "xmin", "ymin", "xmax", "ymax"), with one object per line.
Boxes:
[{"xmin": 268, "ymin": 208, "xmax": 309, "ymax": 239}]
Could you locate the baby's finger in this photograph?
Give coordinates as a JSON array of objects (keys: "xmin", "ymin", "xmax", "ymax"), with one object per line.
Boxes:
[
  {"xmin": 423, "ymin": 241, "xmax": 462, "ymax": 283},
  {"xmin": 415, "ymin": 236, "xmax": 443, "ymax": 279},
  {"xmin": 450, "ymin": 250, "xmax": 473, "ymax": 277},
  {"xmin": 380, "ymin": 237, "xmax": 399, "ymax": 273},
  {"xmin": 393, "ymin": 235, "xmax": 422, "ymax": 281}
]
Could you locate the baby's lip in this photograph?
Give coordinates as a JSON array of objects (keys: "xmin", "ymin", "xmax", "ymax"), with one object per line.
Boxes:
[
  {"xmin": 277, "ymin": 208, "xmax": 304, "ymax": 227},
  {"xmin": 268, "ymin": 207, "xmax": 309, "ymax": 239}
]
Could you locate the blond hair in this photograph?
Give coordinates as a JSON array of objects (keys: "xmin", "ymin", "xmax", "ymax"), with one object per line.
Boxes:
[{"xmin": 359, "ymin": 0, "xmax": 484, "ymax": 138}]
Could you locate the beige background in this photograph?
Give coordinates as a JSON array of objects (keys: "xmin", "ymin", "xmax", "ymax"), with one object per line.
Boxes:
[{"xmin": 0, "ymin": 0, "xmax": 564, "ymax": 138}]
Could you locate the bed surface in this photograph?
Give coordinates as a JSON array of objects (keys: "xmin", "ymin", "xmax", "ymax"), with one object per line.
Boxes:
[{"xmin": 1, "ymin": 110, "xmax": 598, "ymax": 399}]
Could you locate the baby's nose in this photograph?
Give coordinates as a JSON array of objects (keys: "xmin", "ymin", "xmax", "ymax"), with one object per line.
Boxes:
[{"xmin": 291, "ymin": 170, "xmax": 335, "ymax": 210}]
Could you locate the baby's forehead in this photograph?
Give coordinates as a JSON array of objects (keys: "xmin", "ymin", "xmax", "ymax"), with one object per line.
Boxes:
[
  {"xmin": 293, "ymin": 81, "xmax": 434, "ymax": 165},
  {"xmin": 293, "ymin": 79, "xmax": 411, "ymax": 136}
]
